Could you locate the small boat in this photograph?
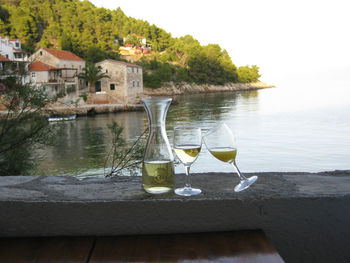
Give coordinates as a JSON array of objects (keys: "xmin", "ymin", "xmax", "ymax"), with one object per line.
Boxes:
[{"xmin": 48, "ymin": 114, "xmax": 77, "ymax": 122}]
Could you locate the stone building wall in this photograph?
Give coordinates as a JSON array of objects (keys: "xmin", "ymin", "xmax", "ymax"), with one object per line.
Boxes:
[
  {"xmin": 29, "ymin": 48, "xmax": 60, "ymax": 67},
  {"xmin": 96, "ymin": 60, "xmax": 127, "ymax": 102},
  {"xmin": 126, "ymin": 66, "xmax": 143, "ymax": 100},
  {"xmin": 31, "ymin": 70, "xmax": 49, "ymax": 84},
  {"xmin": 96, "ymin": 59, "xmax": 143, "ymax": 103}
]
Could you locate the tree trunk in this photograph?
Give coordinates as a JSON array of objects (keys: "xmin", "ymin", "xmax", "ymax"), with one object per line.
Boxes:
[{"xmin": 89, "ymin": 82, "xmax": 95, "ymax": 93}]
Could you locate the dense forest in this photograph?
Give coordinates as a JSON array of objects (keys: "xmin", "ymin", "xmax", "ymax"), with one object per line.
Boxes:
[{"xmin": 0, "ymin": 0, "xmax": 261, "ymax": 87}]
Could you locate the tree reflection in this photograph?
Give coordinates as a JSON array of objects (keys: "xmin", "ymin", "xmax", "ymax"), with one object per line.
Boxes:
[{"xmin": 36, "ymin": 90, "xmax": 261, "ymax": 177}]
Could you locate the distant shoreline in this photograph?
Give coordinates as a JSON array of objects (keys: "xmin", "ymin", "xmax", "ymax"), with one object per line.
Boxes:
[
  {"xmin": 144, "ymin": 81, "xmax": 274, "ymax": 96},
  {"xmin": 0, "ymin": 82, "xmax": 274, "ymax": 117},
  {"xmin": 44, "ymin": 81, "xmax": 274, "ymax": 116}
]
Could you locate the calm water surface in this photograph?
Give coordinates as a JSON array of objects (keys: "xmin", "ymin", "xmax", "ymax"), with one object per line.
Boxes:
[{"xmin": 36, "ymin": 79, "xmax": 350, "ymax": 177}]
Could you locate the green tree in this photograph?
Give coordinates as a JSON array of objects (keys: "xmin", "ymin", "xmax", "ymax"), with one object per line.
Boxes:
[
  {"xmin": 78, "ymin": 62, "xmax": 110, "ymax": 93},
  {"xmin": 0, "ymin": 74, "xmax": 56, "ymax": 175},
  {"xmin": 124, "ymin": 33, "xmax": 141, "ymax": 46},
  {"xmin": 1, "ymin": 0, "xmax": 260, "ymax": 85},
  {"xmin": 0, "ymin": 6, "xmax": 10, "ymax": 35},
  {"xmin": 60, "ymin": 32, "xmax": 74, "ymax": 52},
  {"xmin": 237, "ymin": 65, "xmax": 261, "ymax": 83},
  {"xmin": 85, "ymin": 46, "xmax": 107, "ymax": 63}
]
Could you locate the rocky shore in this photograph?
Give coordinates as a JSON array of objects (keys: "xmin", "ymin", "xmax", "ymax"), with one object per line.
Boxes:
[
  {"xmin": 0, "ymin": 82, "xmax": 273, "ymax": 117},
  {"xmin": 144, "ymin": 81, "xmax": 274, "ymax": 96},
  {"xmin": 46, "ymin": 82, "xmax": 273, "ymax": 116},
  {"xmin": 45, "ymin": 103, "xmax": 143, "ymax": 117}
]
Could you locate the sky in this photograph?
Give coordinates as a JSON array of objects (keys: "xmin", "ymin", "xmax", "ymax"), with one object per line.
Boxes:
[{"xmin": 89, "ymin": 0, "xmax": 350, "ymax": 85}]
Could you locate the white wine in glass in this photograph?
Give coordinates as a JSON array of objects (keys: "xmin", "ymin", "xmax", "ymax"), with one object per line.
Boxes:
[
  {"xmin": 173, "ymin": 127, "xmax": 202, "ymax": 196},
  {"xmin": 203, "ymin": 123, "xmax": 258, "ymax": 192}
]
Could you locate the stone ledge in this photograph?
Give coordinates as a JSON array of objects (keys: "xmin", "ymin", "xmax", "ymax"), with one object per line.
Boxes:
[{"xmin": 0, "ymin": 171, "xmax": 349, "ymax": 263}]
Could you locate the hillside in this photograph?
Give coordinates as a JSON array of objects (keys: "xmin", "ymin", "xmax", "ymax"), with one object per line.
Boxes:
[{"xmin": 0, "ymin": 0, "xmax": 261, "ymax": 86}]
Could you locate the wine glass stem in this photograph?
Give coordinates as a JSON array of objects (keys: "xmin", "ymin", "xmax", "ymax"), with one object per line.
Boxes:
[
  {"xmin": 184, "ymin": 165, "xmax": 192, "ymax": 188},
  {"xmin": 230, "ymin": 162, "xmax": 248, "ymax": 181}
]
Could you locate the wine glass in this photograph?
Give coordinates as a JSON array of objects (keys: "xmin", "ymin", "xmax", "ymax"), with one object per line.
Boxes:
[
  {"xmin": 173, "ymin": 126, "xmax": 202, "ymax": 196},
  {"xmin": 203, "ymin": 123, "xmax": 258, "ymax": 192}
]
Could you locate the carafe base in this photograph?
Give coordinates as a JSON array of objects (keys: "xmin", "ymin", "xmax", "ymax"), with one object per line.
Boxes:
[{"xmin": 143, "ymin": 186, "xmax": 173, "ymax": 194}]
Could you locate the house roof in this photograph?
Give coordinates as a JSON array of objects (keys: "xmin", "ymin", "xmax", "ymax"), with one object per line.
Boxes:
[
  {"xmin": 29, "ymin": 61, "xmax": 57, "ymax": 71},
  {"xmin": 43, "ymin": 48, "xmax": 85, "ymax": 61},
  {"xmin": 0, "ymin": 55, "xmax": 10, "ymax": 61},
  {"xmin": 98, "ymin": 59, "xmax": 142, "ymax": 68},
  {"xmin": 9, "ymin": 38, "xmax": 19, "ymax": 41}
]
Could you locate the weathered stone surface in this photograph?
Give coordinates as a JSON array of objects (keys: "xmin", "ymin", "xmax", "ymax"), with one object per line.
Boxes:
[
  {"xmin": 0, "ymin": 171, "xmax": 349, "ymax": 263},
  {"xmin": 144, "ymin": 81, "xmax": 274, "ymax": 96},
  {"xmin": 45, "ymin": 103, "xmax": 143, "ymax": 116}
]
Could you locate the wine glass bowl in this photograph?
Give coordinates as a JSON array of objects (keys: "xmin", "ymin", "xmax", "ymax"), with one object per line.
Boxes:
[
  {"xmin": 173, "ymin": 126, "xmax": 202, "ymax": 196},
  {"xmin": 203, "ymin": 123, "xmax": 258, "ymax": 192}
]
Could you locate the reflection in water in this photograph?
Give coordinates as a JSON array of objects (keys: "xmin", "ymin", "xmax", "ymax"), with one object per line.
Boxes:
[
  {"xmin": 36, "ymin": 87, "xmax": 350, "ymax": 177},
  {"xmin": 36, "ymin": 112, "xmax": 145, "ymax": 177}
]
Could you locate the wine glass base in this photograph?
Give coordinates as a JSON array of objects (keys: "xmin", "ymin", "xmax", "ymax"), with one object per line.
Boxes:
[
  {"xmin": 234, "ymin": 175, "xmax": 258, "ymax": 192},
  {"xmin": 175, "ymin": 187, "xmax": 202, "ymax": 196}
]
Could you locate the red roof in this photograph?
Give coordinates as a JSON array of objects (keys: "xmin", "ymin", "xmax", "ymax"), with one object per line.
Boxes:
[
  {"xmin": 29, "ymin": 61, "xmax": 57, "ymax": 71},
  {"xmin": 43, "ymin": 48, "xmax": 85, "ymax": 61},
  {"xmin": 0, "ymin": 55, "xmax": 10, "ymax": 61},
  {"xmin": 9, "ymin": 38, "xmax": 19, "ymax": 41}
]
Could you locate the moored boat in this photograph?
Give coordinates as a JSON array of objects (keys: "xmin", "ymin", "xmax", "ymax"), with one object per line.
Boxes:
[{"xmin": 48, "ymin": 114, "xmax": 77, "ymax": 122}]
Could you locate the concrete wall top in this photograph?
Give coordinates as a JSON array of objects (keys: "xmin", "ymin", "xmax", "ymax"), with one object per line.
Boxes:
[
  {"xmin": 0, "ymin": 171, "xmax": 349, "ymax": 202},
  {"xmin": 0, "ymin": 171, "xmax": 349, "ymax": 263}
]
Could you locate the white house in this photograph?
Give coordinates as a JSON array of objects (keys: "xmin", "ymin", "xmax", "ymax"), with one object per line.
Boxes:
[{"xmin": 0, "ymin": 36, "xmax": 28, "ymax": 61}]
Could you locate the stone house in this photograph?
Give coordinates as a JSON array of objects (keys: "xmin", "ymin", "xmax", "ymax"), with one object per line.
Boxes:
[
  {"xmin": 29, "ymin": 48, "xmax": 86, "ymax": 95},
  {"xmin": 28, "ymin": 61, "xmax": 66, "ymax": 97},
  {"xmin": 95, "ymin": 59, "xmax": 143, "ymax": 103}
]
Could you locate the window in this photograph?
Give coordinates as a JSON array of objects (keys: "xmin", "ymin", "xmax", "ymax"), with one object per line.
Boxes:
[
  {"xmin": 15, "ymin": 42, "xmax": 19, "ymax": 48},
  {"xmin": 132, "ymin": 67, "xmax": 134, "ymax": 73},
  {"xmin": 55, "ymin": 86, "xmax": 58, "ymax": 92},
  {"xmin": 106, "ymin": 69, "xmax": 108, "ymax": 73},
  {"xmin": 137, "ymin": 81, "xmax": 140, "ymax": 87},
  {"xmin": 136, "ymin": 67, "xmax": 139, "ymax": 73},
  {"xmin": 132, "ymin": 81, "xmax": 135, "ymax": 87},
  {"xmin": 31, "ymin": 72, "xmax": 35, "ymax": 77},
  {"xmin": 110, "ymin": 83, "xmax": 115, "ymax": 90},
  {"xmin": 40, "ymin": 51, "xmax": 42, "ymax": 56}
]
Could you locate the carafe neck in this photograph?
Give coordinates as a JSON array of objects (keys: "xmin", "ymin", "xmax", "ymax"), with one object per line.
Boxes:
[{"xmin": 142, "ymin": 98, "xmax": 172, "ymax": 128}]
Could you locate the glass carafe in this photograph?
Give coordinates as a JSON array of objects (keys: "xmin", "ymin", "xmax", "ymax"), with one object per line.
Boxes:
[{"xmin": 142, "ymin": 98, "xmax": 175, "ymax": 194}]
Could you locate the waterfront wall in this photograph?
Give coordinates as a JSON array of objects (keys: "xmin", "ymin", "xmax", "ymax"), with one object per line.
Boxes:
[{"xmin": 45, "ymin": 103, "xmax": 143, "ymax": 116}]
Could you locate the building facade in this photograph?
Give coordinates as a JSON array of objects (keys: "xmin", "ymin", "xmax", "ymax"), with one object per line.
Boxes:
[
  {"xmin": 0, "ymin": 36, "xmax": 28, "ymax": 61},
  {"xmin": 29, "ymin": 48, "xmax": 86, "ymax": 95},
  {"xmin": 95, "ymin": 59, "xmax": 143, "ymax": 103}
]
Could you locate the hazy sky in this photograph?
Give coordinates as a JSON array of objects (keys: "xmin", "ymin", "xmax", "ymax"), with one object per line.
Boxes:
[{"xmin": 89, "ymin": 0, "xmax": 350, "ymax": 84}]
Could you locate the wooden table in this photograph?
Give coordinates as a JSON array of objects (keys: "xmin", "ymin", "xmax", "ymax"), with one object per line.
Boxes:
[{"xmin": 0, "ymin": 230, "xmax": 285, "ymax": 262}]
